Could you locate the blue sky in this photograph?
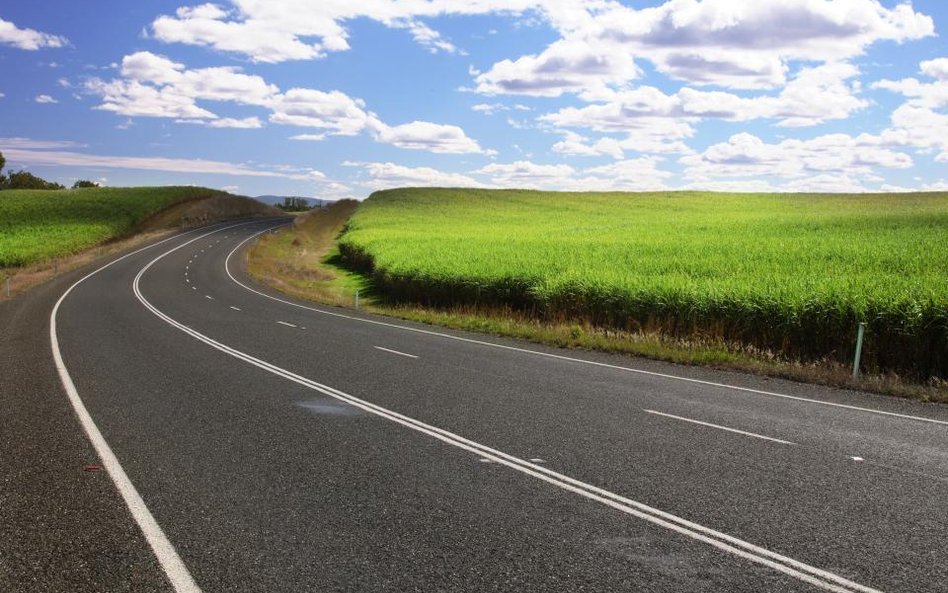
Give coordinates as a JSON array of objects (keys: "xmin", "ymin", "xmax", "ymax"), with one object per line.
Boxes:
[{"xmin": 1, "ymin": 0, "xmax": 947, "ymax": 198}]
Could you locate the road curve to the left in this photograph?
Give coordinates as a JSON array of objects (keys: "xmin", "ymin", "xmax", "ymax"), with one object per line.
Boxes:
[{"xmin": 4, "ymin": 220, "xmax": 948, "ymax": 593}]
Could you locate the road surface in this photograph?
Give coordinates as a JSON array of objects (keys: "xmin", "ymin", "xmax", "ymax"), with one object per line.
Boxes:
[{"xmin": 3, "ymin": 220, "xmax": 947, "ymax": 592}]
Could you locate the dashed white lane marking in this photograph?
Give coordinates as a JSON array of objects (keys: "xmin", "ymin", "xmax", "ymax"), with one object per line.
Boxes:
[
  {"xmin": 135, "ymin": 224, "xmax": 884, "ymax": 593},
  {"xmin": 530, "ymin": 458, "xmax": 547, "ymax": 463},
  {"xmin": 643, "ymin": 409, "xmax": 798, "ymax": 446},
  {"xmin": 851, "ymin": 457, "xmax": 865, "ymax": 462},
  {"xmin": 479, "ymin": 458, "xmax": 493, "ymax": 463},
  {"xmin": 205, "ymin": 295, "xmax": 214, "ymax": 300},
  {"xmin": 277, "ymin": 320, "xmax": 297, "ymax": 328},
  {"xmin": 186, "ymin": 279, "xmax": 190, "ymax": 284},
  {"xmin": 373, "ymin": 346, "xmax": 419, "ymax": 359},
  {"xmin": 229, "ymin": 306, "xmax": 241, "ymax": 311},
  {"xmin": 191, "ymin": 286, "xmax": 196, "ymax": 290},
  {"xmin": 53, "ymin": 223, "xmax": 251, "ymax": 593}
]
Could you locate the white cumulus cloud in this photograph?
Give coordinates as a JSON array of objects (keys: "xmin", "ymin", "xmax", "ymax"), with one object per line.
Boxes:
[
  {"xmin": 873, "ymin": 57, "xmax": 948, "ymax": 109},
  {"xmin": 148, "ymin": 1, "xmax": 549, "ymax": 63},
  {"xmin": 475, "ymin": 37, "xmax": 641, "ymax": 97},
  {"xmin": 595, "ymin": 0, "xmax": 933, "ymax": 89},
  {"xmin": 476, "ymin": 160, "xmax": 577, "ymax": 186},
  {"xmin": 681, "ymin": 132, "xmax": 912, "ymax": 183},
  {"xmin": 541, "ymin": 61, "xmax": 868, "ymax": 159},
  {"xmin": 181, "ymin": 116, "xmax": 264, "ymax": 129},
  {"xmin": 85, "ymin": 51, "xmax": 486, "ymax": 154},
  {"xmin": 476, "ymin": 0, "xmax": 933, "ymax": 95},
  {"xmin": 289, "ymin": 133, "xmax": 327, "ymax": 142},
  {"xmin": 87, "ymin": 51, "xmax": 278, "ymax": 120},
  {"xmin": 880, "ymin": 104, "xmax": 948, "ymax": 160},
  {"xmin": 269, "ymin": 88, "xmax": 376, "ymax": 134},
  {"xmin": 920, "ymin": 58, "xmax": 948, "ymax": 81},
  {"xmin": 353, "ymin": 161, "xmax": 486, "ymax": 190},
  {"xmin": 374, "ymin": 121, "xmax": 487, "ymax": 154},
  {"xmin": 87, "ymin": 78, "xmax": 218, "ymax": 119},
  {"xmin": 392, "ymin": 19, "xmax": 463, "ymax": 55},
  {"xmin": 475, "ymin": 158, "xmax": 671, "ymax": 191},
  {"xmin": 0, "ymin": 17, "xmax": 68, "ymax": 50}
]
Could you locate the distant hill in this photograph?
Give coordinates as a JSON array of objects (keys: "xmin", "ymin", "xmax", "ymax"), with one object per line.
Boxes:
[{"xmin": 255, "ymin": 195, "xmax": 331, "ymax": 208}]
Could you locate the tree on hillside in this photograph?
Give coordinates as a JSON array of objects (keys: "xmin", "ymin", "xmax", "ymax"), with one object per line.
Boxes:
[
  {"xmin": 0, "ymin": 151, "xmax": 6, "ymax": 188},
  {"xmin": 72, "ymin": 179, "xmax": 99, "ymax": 189},
  {"xmin": 1, "ymin": 170, "xmax": 65, "ymax": 190}
]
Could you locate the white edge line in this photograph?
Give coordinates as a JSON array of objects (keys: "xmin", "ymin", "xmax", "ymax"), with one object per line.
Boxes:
[
  {"xmin": 223, "ymin": 230, "xmax": 948, "ymax": 428},
  {"xmin": 643, "ymin": 409, "xmax": 797, "ymax": 446},
  {"xmin": 373, "ymin": 346, "xmax": 419, "ymax": 359},
  {"xmin": 50, "ymin": 224, "xmax": 253, "ymax": 593},
  {"xmin": 145, "ymin": 225, "xmax": 885, "ymax": 593}
]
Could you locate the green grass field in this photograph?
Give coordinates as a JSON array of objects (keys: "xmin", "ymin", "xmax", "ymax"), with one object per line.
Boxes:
[
  {"xmin": 0, "ymin": 186, "xmax": 226, "ymax": 267},
  {"xmin": 338, "ymin": 188, "xmax": 948, "ymax": 379}
]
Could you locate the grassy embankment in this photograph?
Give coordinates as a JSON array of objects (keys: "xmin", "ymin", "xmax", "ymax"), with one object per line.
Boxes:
[
  {"xmin": 246, "ymin": 200, "xmax": 363, "ymax": 305},
  {"xmin": 248, "ymin": 190, "xmax": 948, "ymax": 400},
  {"xmin": 0, "ymin": 186, "xmax": 278, "ymax": 297}
]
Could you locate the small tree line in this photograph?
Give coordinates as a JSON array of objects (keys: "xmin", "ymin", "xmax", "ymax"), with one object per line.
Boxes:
[
  {"xmin": 0, "ymin": 150, "xmax": 98, "ymax": 190},
  {"xmin": 276, "ymin": 197, "xmax": 314, "ymax": 211}
]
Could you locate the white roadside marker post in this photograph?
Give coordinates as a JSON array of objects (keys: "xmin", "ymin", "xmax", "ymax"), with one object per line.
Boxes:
[
  {"xmin": 355, "ymin": 289, "xmax": 360, "ymax": 309},
  {"xmin": 852, "ymin": 322, "xmax": 866, "ymax": 379}
]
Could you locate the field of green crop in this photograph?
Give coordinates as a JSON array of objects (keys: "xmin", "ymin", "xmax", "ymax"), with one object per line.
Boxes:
[
  {"xmin": 0, "ymin": 186, "xmax": 226, "ymax": 267},
  {"xmin": 339, "ymin": 188, "xmax": 948, "ymax": 378}
]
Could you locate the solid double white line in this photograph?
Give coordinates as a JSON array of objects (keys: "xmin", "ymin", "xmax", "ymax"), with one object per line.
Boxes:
[{"xmin": 134, "ymin": 225, "xmax": 883, "ymax": 593}]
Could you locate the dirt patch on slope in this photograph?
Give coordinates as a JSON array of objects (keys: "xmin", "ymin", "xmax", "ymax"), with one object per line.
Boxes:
[{"xmin": 138, "ymin": 194, "xmax": 282, "ymax": 231}]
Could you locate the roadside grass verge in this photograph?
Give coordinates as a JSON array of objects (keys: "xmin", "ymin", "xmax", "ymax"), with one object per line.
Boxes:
[
  {"xmin": 245, "ymin": 200, "xmax": 364, "ymax": 306},
  {"xmin": 246, "ymin": 198, "xmax": 947, "ymax": 403}
]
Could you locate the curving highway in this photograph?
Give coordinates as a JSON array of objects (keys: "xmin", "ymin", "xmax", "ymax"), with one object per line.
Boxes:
[{"xmin": 3, "ymin": 220, "xmax": 948, "ymax": 592}]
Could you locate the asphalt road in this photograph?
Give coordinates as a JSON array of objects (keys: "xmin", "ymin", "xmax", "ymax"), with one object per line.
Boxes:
[{"xmin": 4, "ymin": 220, "xmax": 947, "ymax": 593}]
